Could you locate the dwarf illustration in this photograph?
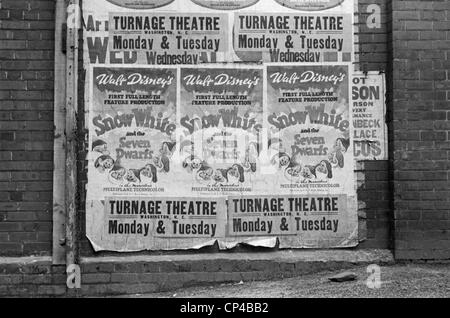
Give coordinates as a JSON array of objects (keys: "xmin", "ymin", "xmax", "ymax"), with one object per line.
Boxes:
[
  {"xmin": 152, "ymin": 153, "xmax": 170, "ymax": 173},
  {"xmin": 94, "ymin": 155, "xmax": 114, "ymax": 173},
  {"xmin": 124, "ymin": 169, "xmax": 141, "ymax": 184},
  {"xmin": 271, "ymin": 152, "xmax": 291, "ymax": 169},
  {"xmin": 140, "ymin": 163, "xmax": 158, "ymax": 183},
  {"xmin": 152, "ymin": 141, "xmax": 175, "ymax": 173},
  {"xmin": 334, "ymin": 138, "xmax": 350, "ymax": 153},
  {"xmin": 228, "ymin": 164, "xmax": 245, "ymax": 183},
  {"xmin": 301, "ymin": 165, "xmax": 317, "ymax": 180},
  {"xmin": 160, "ymin": 154, "xmax": 170, "ymax": 173},
  {"xmin": 212, "ymin": 169, "xmax": 228, "ymax": 184},
  {"xmin": 92, "ymin": 139, "xmax": 110, "ymax": 156},
  {"xmin": 108, "ymin": 162, "xmax": 126, "ymax": 184},
  {"xmin": 182, "ymin": 155, "xmax": 203, "ymax": 172},
  {"xmin": 160, "ymin": 141, "xmax": 176, "ymax": 157},
  {"xmin": 328, "ymin": 150, "xmax": 344, "ymax": 168},
  {"xmin": 284, "ymin": 159, "xmax": 302, "ymax": 179},
  {"xmin": 315, "ymin": 160, "xmax": 333, "ymax": 179},
  {"xmin": 196, "ymin": 162, "xmax": 214, "ymax": 182},
  {"xmin": 152, "ymin": 154, "xmax": 164, "ymax": 171}
]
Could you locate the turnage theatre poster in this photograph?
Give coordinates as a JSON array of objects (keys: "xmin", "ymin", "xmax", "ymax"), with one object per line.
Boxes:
[
  {"xmin": 83, "ymin": 0, "xmax": 357, "ymax": 251},
  {"xmin": 86, "ymin": 66, "xmax": 226, "ymax": 251},
  {"xmin": 82, "ymin": 0, "xmax": 354, "ymax": 65},
  {"xmin": 224, "ymin": 63, "xmax": 358, "ymax": 248}
]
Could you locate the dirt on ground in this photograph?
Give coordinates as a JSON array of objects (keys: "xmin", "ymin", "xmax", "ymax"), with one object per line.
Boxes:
[{"xmin": 139, "ymin": 263, "xmax": 450, "ymax": 298}]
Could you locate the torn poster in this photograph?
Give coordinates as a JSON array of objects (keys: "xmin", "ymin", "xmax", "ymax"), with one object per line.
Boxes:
[{"xmin": 352, "ymin": 72, "xmax": 388, "ymax": 160}]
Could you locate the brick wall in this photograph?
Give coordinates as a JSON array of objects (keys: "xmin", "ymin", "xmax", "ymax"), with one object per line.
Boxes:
[
  {"xmin": 392, "ymin": 0, "xmax": 450, "ymax": 260},
  {"xmin": 0, "ymin": 0, "xmax": 395, "ymax": 257},
  {"xmin": 78, "ymin": 0, "xmax": 394, "ymax": 255},
  {"xmin": 355, "ymin": 0, "xmax": 393, "ymax": 249},
  {"xmin": 0, "ymin": 251, "xmax": 394, "ymax": 297},
  {"xmin": 0, "ymin": 0, "xmax": 55, "ymax": 256},
  {"xmin": 9, "ymin": 0, "xmax": 450, "ymax": 261}
]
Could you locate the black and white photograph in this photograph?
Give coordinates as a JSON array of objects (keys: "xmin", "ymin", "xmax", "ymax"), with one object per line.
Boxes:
[{"xmin": 0, "ymin": 0, "xmax": 448, "ymax": 304}]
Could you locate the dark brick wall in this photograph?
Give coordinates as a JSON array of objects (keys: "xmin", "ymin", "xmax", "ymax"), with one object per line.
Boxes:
[
  {"xmin": 0, "ymin": 251, "xmax": 394, "ymax": 297},
  {"xmin": 355, "ymin": 0, "xmax": 393, "ymax": 249},
  {"xmin": 0, "ymin": 0, "xmax": 395, "ymax": 257},
  {"xmin": 9, "ymin": 1, "xmax": 450, "ymax": 260},
  {"xmin": 392, "ymin": 0, "xmax": 450, "ymax": 260},
  {"xmin": 0, "ymin": 0, "xmax": 55, "ymax": 256},
  {"xmin": 78, "ymin": 0, "xmax": 394, "ymax": 255}
]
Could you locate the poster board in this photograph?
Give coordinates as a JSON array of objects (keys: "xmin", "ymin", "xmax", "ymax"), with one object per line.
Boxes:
[
  {"xmin": 352, "ymin": 72, "xmax": 388, "ymax": 161},
  {"xmin": 83, "ymin": 0, "xmax": 357, "ymax": 251}
]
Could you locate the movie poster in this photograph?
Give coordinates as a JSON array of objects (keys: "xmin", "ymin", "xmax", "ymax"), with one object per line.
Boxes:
[
  {"xmin": 192, "ymin": 0, "xmax": 260, "ymax": 10},
  {"xmin": 83, "ymin": 1, "xmax": 230, "ymax": 66},
  {"xmin": 83, "ymin": 0, "xmax": 354, "ymax": 65},
  {"xmin": 104, "ymin": 0, "xmax": 175, "ymax": 9},
  {"xmin": 352, "ymin": 72, "xmax": 387, "ymax": 160},
  {"xmin": 82, "ymin": 0, "xmax": 357, "ymax": 251},
  {"xmin": 85, "ymin": 66, "xmax": 229, "ymax": 250},
  {"xmin": 87, "ymin": 197, "xmax": 227, "ymax": 251},
  {"xmin": 107, "ymin": 12, "xmax": 228, "ymax": 64},
  {"xmin": 222, "ymin": 63, "xmax": 358, "ymax": 248},
  {"xmin": 86, "ymin": 66, "xmax": 178, "ymax": 198},
  {"xmin": 233, "ymin": 12, "xmax": 353, "ymax": 63},
  {"xmin": 226, "ymin": 194, "xmax": 357, "ymax": 248},
  {"xmin": 265, "ymin": 64, "xmax": 354, "ymax": 190},
  {"xmin": 273, "ymin": 0, "xmax": 345, "ymax": 11},
  {"xmin": 178, "ymin": 66, "xmax": 264, "ymax": 196}
]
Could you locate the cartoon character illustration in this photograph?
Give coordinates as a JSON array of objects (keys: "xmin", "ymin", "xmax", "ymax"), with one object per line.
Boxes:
[
  {"xmin": 334, "ymin": 138, "xmax": 350, "ymax": 153},
  {"xmin": 315, "ymin": 160, "xmax": 333, "ymax": 179},
  {"xmin": 242, "ymin": 159, "xmax": 252, "ymax": 172},
  {"xmin": 152, "ymin": 141, "xmax": 175, "ymax": 173},
  {"xmin": 328, "ymin": 152, "xmax": 338, "ymax": 168},
  {"xmin": 124, "ymin": 169, "xmax": 141, "ymax": 184},
  {"xmin": 284, "ymin": 158, "xmax": 302, "ymax": 179},
  {"xmin": 228, "ymin": 164, "xmax": 245, "ymax": 183},
  {"xmin": 301, "ymin": 165, "xmax": 316, "ymax": 180},
  {"xmin": 195, "ymin": 163, "xmax": 214, "ymax": 182},
  {"xmin": 182, "ymin": 155, "xmax": 203, "ymax": 172},
  {"xmin": 140, "ymin": 163, "xmax": 158, "ymax": 183},
  {"xmin": 152, "ymin": 154, "xmax": 164, "ymax": 171},
  {"xmin": 271, "ymin": 152, "xmax": 291, "ymax": 169},
  {"xmin": 160, "ymin": 141, "xmax": 176, "ymax": 157},
  {"xmin": 152, "ymin": 154, "xmax": 170, "ymax": 173},
  {"xmin": 328, "ymin": 150, "xmax": 344, "ymax": 168},
  {"xmin": 94, "ymin": 155, "xmax": 114, "ymax": 173},
  {"xmin": 92, "ymin": 139, "xmax": 109, "ymax": 156},
  {"xmin": 108, "ymin": 163, "xmax": 126, "ymax": 184},
  {"xmin": 160, "ymin": 154, "xmax": 170, "ymax": 173},
  {"xmin": 212, "ymin": 169, "xmax": 228, "ymax": 184}
]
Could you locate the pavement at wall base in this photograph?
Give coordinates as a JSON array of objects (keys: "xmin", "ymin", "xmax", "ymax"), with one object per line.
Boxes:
[{"xmin": 118, "ymin": 263, "xmax": 450, "ymax": 298}]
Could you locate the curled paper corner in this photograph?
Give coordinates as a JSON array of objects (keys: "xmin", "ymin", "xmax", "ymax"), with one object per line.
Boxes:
[
  {"xmin": 217, "ymin": 237, "xmax": 277, "ymax": 250},
  {"xmin": 191, "ymin": 239, "xmax": 217, "ymax": 250},
  {"xmin": 217, "ymin": 240, "xmax": 239, "ymax": 250},
  {"xmin": 243, "ymin": 237, "xmax": 277, "ymax": 248},
  {"xmin": 86, "ymin": 233, "xmax": 104, "ymax": 252},
  {"xmin": 341, "ymin": 226, "xmax": 359, "ymax": 247},
  {"xmin": 326, "ymin": 228, "xmax": 359, "ymax": 249}
]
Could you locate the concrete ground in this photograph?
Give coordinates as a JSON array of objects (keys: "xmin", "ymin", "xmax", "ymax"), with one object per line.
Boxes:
[{"xmin": 135, "ymin": 263, "xmax": 450, "ymax": 298}]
